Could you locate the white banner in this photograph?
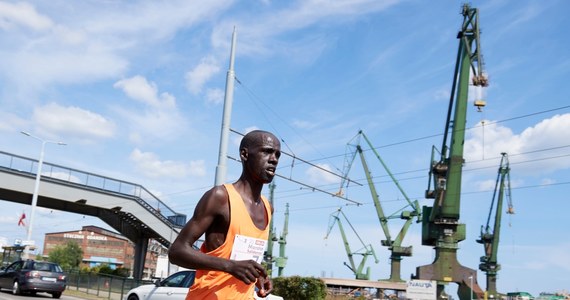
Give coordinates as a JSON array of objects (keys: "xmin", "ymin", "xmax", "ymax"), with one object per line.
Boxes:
[{"xmin": 406, "ymin": 280, "xmax": 436, "ymax": 300}]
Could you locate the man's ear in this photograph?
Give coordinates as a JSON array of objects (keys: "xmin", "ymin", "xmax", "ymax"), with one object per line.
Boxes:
[{"xmin": 240, "ymin": 148, "xmax": 248, "ymax": 161}]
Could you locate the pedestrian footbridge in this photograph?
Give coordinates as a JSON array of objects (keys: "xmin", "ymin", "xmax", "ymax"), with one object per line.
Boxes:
[{"xmin": 0, "ymin": 150, "xmax": 187, "ymax": 280}]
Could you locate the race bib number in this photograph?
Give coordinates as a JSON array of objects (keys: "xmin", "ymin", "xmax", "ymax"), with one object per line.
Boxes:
[{"xmin": 230, "ymin": 234, "xmax": 267, "ymax": 263}]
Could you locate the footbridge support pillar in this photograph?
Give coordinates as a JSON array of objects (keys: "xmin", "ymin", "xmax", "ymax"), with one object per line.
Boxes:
[{"xmin": 133, "ymin": 238, "xmax": 149, "ymax": 280}]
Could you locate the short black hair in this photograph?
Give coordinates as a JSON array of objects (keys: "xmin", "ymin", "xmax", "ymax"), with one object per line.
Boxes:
[{"xmin": 239, "ymin": 130, "xmax": 272, "ymax": 151}]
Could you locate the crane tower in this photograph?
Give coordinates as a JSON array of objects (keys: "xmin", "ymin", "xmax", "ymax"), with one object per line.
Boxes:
[
  {"xmin": 414, "ymin": 4, "xmax": 488, "ymax": 300},
  {"xmin": 477, "ymin": 153, "xmax": 514, "ymax": 298}
]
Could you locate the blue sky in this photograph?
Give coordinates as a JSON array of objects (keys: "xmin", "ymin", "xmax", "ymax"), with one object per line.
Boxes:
[{"xmin": 1, "ymin": 0, "xmax": 569, "ymax": 297}]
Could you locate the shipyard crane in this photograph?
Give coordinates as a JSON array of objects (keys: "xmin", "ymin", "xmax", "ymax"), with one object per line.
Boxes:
[
  {"xmin": 264, "ymin": 182, "xmax": 289, "ymax": 277},
  {"xmin": 477, "ymin": 153, "xmax": 514, "ymax": 298},
  {"xmin": 265, "ymin": 182, "xmax": 278, "ymax": 276},
  {"xmin": 275, "ymin": 203, "xmax": 289, "ymax": 277},
  {"xmin": 325, "ymin": 208, "xmax": 379, "ymax": 280},
  {"xmin": 338, "ymin": 130, "xmax": 421, "ymax": 282},
  {"xmin": 414, "ymin": 4, "xmax": 488, "ymax": 300}
]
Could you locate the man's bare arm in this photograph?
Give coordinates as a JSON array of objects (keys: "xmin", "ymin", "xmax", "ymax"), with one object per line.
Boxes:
[
  {"xmin": 168, "ymin": 187, "xmax": 227, "ymax": 269},
  {"xmin": 168, "ymin": 186, "xmax": 268, "ymax": 284}
]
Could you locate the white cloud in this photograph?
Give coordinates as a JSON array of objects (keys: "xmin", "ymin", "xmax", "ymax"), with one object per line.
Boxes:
[
  {"xmin": 114, "ymin": 75, "xmax": 175, "ymax": 109},
  {"xmin": 185, "ymin": 56, "xmax": 220, "ymax": 94},
  {"xmin": 505, "ymin": 243, "xmax": 570, "ymax": 272},
  {"xmin": 292, "ymin": 119, "xmax": 318, "ymax": 130},
  {"xmin": 465, "ymin": 113, "xmax": 570, "ymax": 175},
  {"xmin": 119, "ymin": 108, "xmax": 187, "ymax": 144},
  {"xmin": 211, "ymin": 0, "xmax": 401, "ymax": 57},
  {"xmin": 494, "ymin": 3, "xmax": 544, "ymax": 41},
  {"xmin": 475, "ymin": 179, "xmax": 497, "ymax": 192},
  {"xmin": 540, "ymin": 178, "xmax": 556, "ymax": 186},
  {"xmin": 129, "ymin": 148, "xmax": 206, "ymax": 178},
  {"xmin": 83, "ymin": 0, "xmax": 232, "ymax": 40},
  {"xmin": 113, "ymin": 75, "xmax": 186, "ymax": 143},
  {"xmin": 0, "ymin": 1, "xmax": 53, "ymax": 31},
  {"xmin": 32, "ymin": 103, "xmax": 115, "ymax": 140},
  {"xmin": 0, "ymin": 112, "xmax": 28, "ymax": 132},
  {"xmin": 188, "ymin": 160, "xmax": 208, "ymax": 177},
  {"xmin": 433, "ymin": 86, "xmax": 450, "ymax": 101},
  {"xmin": 0, "ymin": 1, "xmax": 232, "ymax": 101},
  {"xmin": 306, "ymin": 163, "xmax": 341, "ymax": 185},
  {"xmin": 205, "ymin": 88, "xmax": 224, "ymax": 105},
  {"xmin": 0, "ymin": 214, "xmax": 19, "ymax": 226},
  {"xmin": 3, "ymin": 48, "xmax": 128, "ymax": 92}
]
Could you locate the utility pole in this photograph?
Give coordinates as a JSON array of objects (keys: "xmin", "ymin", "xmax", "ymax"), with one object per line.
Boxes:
[
  {"xmin": 214, "ymin": 27, "xmax": 237, "ymax": 186},
  {"xmin": 21, "ymin": 131, "xmax": 66, "ymax": 257}
]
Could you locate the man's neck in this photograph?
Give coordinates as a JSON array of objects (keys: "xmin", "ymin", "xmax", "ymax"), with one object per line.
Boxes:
[{"xmin": 233, "ymin": 180, "xmax": 263, "ymax": 200}]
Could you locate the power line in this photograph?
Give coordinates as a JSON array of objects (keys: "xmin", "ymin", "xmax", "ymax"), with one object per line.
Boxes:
[
  {"xmin": 226, "ymin": 153, "xmax": 362, "ymax": 205},
  {"xmin": 158, "ymin": 105, "xmax": 570, "ymax": 202},
  {"xmin": 280, "ymin": 179, "xmax": 570, "ymax": 213},
  {"xmin": 229, "ymin": 128, "xmax": 360, "ymax": 186},
  {"xmin": 162, "ymin": 144, "xmax": 570, "ymax": 211},
  {"xmin": 235, "ymin": 78, "xmax": 342, "ymax": 172},
  {"xmin": 308, "ymin": 105, "xmax": 570, "ymax": 164},
  {"xmin": 272, "ymin": 150, "xmax": 570, "ymax": 202}
]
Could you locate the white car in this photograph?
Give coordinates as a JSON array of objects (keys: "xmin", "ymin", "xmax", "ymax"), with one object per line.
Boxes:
[{"xmin": 124, "ymin": 270, "xmax": 283, "ymax": 300}]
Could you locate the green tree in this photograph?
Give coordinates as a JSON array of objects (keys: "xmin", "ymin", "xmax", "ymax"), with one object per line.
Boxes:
[
  {"xmin": 273, "ymin": 276, "xmax": 327, "ymax": 300},
  {"xmin": 112, "ymin": 267, "xmax": 130, "ymax": 277},
  {"xmin": 97, "ymin": 264, "xmax": 114, "ymax": 275},
  {"xmin": 48, "ymin": 241, "xmax": 83, "ymax": 270}
]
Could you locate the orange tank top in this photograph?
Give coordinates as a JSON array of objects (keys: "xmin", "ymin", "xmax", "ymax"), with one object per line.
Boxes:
[{"xmin": 187, "ymin": 184, "xmax": 271, "ymax": 300}]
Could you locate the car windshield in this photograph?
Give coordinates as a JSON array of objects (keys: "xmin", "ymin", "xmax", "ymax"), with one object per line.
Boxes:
[
  {"xmin": 33, "ymin": 262, "xmax": 62, "ymax": 272},
  {"xmin": 157, "ymin": 271, "xmax": 195, "ymax": 288},
  {"xmin": 162, "ymin": 272, "xmax": 188, "ymax": 287}
]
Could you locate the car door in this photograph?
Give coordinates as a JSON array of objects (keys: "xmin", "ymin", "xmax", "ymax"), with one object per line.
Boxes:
[
  {"xmin": 0, "ymin": 264, "xmax": 8, "ymax": 288},
  {"xmin": 147, "ymin": 271, "xmax": 193, "ymax": 300},
  {"xmin": 0, "ymin": 261, "xmax": 23, "ymax": 289}
]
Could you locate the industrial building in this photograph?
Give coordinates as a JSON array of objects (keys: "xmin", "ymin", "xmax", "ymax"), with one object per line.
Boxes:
[{"xmin": 42, "ymin": 225, "xmax": 166, "ymax": 279}]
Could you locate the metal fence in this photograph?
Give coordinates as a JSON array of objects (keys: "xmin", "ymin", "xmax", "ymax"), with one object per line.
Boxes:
[{"xmin": 65, "ymin": 270, "xmax": 155, "ymax": 300}]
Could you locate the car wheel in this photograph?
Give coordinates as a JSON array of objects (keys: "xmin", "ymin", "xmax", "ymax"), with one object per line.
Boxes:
[
  {"xmin": 127, "ymin": 294, "xmax": 139, "ymax": 300},
  {"xmin": 52, "ymin": 292, "xmax": 62, "ymax": 299},
  {"xmin": 12, "ymin": 281, "xmax": 21, "ymax": 295}
]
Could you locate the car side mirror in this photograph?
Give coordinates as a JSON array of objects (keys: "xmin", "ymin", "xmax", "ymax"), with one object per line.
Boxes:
[{"xmin": 154, "ymin": 279, "xmax": 161, "ymax": 286}]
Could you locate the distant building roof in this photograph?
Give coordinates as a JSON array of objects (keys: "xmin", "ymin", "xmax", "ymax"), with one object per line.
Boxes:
[{"xmin": 45, "ymin": 225, "xmax": 129, "ymax": 241}]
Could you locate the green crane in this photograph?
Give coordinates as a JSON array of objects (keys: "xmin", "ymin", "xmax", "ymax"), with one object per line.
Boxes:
[
  {"xmin": 415, "ymin": 4, "xmax": 488, "ymax": 300},
  {"xmin": 264, "ymin": 182, "xmax": 277, "ymax": 277},
  {"xmin": 477, "ymin": 153, "xmax": 514, "ymax": 298},
  {"xmin": 325, "ymin": 208, "xmax": 379, "ymax": 280},
  {"xmin": 264, "ymin": 182, "xmax": 289, "ymax": 277},
  {"xmin": 275, "ymin": 203, "xmax": 289, "ymax": 277},
  {"xmin": 338, "ymin": 130, "xmax": 421, "ymax": 282}
]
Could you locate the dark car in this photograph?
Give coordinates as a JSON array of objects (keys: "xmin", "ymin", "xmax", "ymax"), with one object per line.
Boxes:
[{"xmin": 0, "ymin": 260, "xmax": 67, "ymax": 298}]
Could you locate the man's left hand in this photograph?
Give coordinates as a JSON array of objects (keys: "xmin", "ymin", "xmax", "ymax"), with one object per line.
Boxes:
[{"xmin": 255, "ymin": 275, "xmax": 273, "ymax": 298}]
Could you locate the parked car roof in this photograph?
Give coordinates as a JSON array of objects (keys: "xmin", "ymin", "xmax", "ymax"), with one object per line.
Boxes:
[{"xmin": 124, "ymin": 270, "xmax": 283, "ymax": 300}]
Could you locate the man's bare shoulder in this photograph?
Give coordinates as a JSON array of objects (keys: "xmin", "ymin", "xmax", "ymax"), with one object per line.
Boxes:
[{"xmin": 198, "ymin": 185, "xmax": 230, "ymax": 212}]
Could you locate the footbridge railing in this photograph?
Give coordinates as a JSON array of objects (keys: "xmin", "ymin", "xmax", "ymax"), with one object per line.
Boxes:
[{"xmin": 0, "ymin": 150, "xmax": 186, "ymax": 228}]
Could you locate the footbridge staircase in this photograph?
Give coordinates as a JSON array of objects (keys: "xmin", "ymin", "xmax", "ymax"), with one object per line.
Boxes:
[{"xmin": 0, "ymin": 150, "xmax": 187, "ymax": 280}]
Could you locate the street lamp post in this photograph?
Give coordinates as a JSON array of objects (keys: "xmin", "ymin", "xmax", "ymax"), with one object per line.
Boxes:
[{"xmin": 21, "ymin": 131, "xmax": 66, "ymax": 255}]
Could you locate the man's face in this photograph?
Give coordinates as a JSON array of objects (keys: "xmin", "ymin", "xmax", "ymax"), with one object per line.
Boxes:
[{"xmin": 244, "ymin": 133, "xmax": 281, "ymax": 184}]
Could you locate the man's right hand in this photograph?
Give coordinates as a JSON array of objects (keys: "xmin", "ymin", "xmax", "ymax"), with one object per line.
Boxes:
[{"xmin": 229, "ymin": 259, "xmax": 267, "ymax": 284}]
